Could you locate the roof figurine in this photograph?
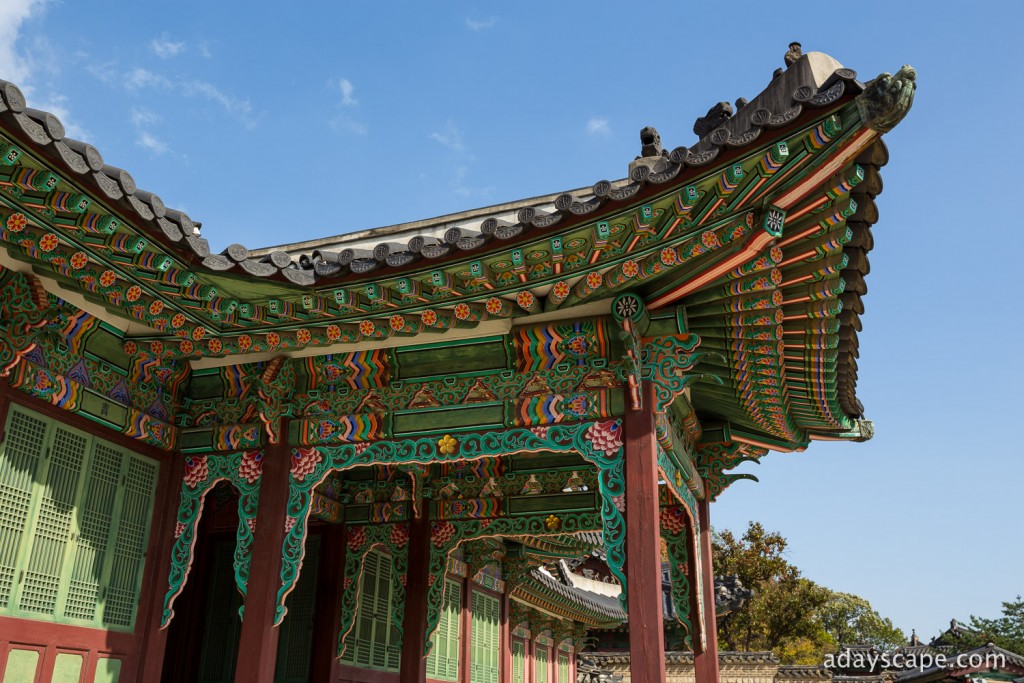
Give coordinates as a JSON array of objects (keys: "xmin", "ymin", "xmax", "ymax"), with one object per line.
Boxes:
[
  {"xmin": 785, "ymin": 41, "xmax": 804, "ymax": 67},
  {"xmin": 693, "ymin": 101, "xmax": 733, "ymax": 137}
]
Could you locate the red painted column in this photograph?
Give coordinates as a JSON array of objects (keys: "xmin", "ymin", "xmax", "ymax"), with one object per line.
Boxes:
[
  {"xmin": 623, "ymin": 381, "xmax": 667, "ymax": 682},
  {"xmin": 0, "ymin": 375, "xmax": 11, "ymax": 442},
  {"xmin": 310, "ymin": 523, "xmax": 347, "ymax": 683},
  {"xmin": 500, "ymin": 595, "xmax": 511, "ymax": 683},
  {"xmin": 399, "ymin": 509, "xmax": 430, "ymax": 682},
  {"xmin": 694, "ymin": 495, "xmax": 720, "ymax": 683},
  {"xmin": 460, "ymin": 583, "xmax": 473, "ymax": 683},
  {"xmin": 130, "ymin": 447, "xmax": 182, "ymax": 682},
  {"xmin": 234, "ymin": 430, "xmax": 293, "ymax": 682}
]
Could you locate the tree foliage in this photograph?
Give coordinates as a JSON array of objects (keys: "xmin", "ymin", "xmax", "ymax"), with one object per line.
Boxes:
[
  {"xmin": 947, "ymin": 597, "xmax": 1024, "ymax": 656},
  {"xmin": 713, "ymin": 521, "xmax": 905, "ymax": 664}
]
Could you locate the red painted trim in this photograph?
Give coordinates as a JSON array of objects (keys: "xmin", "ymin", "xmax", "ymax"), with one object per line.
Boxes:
[
  {"xmin": 234, "ymin": 427, "xmax": 293, "ymax": 682},
  {"xmin": 335, "ymin": 661, "xmax": 401, "ymax": 682},
  {"xmin": 310, "ymin": 523, "xmax": 347, "ymax": 683},
  {"xmin": 5, "ymin": 388, "xmax": 171, "ymax": 461},
  {"xmin": 0, "ymin": 618, "xmax": 134, "ymax": 681},
  {"xmin": 460, "ymin": 579, "xmax": 473, "ymax": 683},
  {"xmin": 127, "ymin": 441, "xmax": 181, "ymax": 682},
  {"xmin": 622, "ymin": 381, "xmax": 667, "ymax": 682},
  {"xmin": 694, "ymin": 496, "xmax": 721, "ymax": 683},
  {"xmin": 499, "ymin": 595, "xmax": 511, "ymax": 683},
  {"xmin": 399, "ymin": 511, "xmax": 430, "ymax": 683},
  {"xmin": 0, "ymin": 376, "xmax": 12, "ymax": 443}
]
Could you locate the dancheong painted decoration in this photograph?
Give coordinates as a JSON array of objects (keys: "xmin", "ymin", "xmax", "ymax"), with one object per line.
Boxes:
[{"xmin": 0, "ymin": 46, "xmax": 914, "ymax": 683}]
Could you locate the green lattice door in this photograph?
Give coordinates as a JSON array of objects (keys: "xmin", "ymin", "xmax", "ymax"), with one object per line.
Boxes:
[
  {"xmin": 340, "ymin": 549, "xmax": 401, "ymax": 672},
  {"xmin": 511, "ymin": 639, "xmax": 526, "ymax": 683},
  {"xmin": 535, "ymin": 646, "xmax": 549, "ymax": 683},
  {"xmin": 558, "ymin": 653, "xmax": 569, "ymax": 683},
  {"xmin": 426, "ymin": 578, "xmax": 462, "ymax": 681},
  {"xmin": 197, "ymin": 538, "xmax": 243, "ymax": 683},
  {"xmin": 470, "ymin": 591, "xmax": 500, "ymax": 683},
  {"xmin": 0, "ymin": 405, "xmax": 158, "ymax": 630},
  {"xmin": 274, "ymin": 535, "xmax": 320, "ymax": 683}
]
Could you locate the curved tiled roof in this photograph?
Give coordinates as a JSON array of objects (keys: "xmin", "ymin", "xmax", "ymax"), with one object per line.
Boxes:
[{"xmin": 0, "ymin": 53, "xmax": 862, "ymax": 287}]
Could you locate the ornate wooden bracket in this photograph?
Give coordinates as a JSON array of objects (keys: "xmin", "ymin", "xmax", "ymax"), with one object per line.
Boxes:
[
  {"xmin": 694, "ymin": 441, "xmax": 766, "ymax": 501},
  {"xmin": 238, "ymin": 355, "xmax": 295, "ymax": 444}
]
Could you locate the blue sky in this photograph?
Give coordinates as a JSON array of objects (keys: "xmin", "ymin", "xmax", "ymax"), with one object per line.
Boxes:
[{"xmin": 2, "ymin": 0, "xmax": 1021, "ymax": 640}]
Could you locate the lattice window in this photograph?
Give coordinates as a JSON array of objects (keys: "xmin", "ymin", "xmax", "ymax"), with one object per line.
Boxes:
[
  {"xmin": 426, "ymin": 578, "xmax": 462, "ymax": 681},
  {"xmin": 341, "ymin": 549, "xmax": 401, "ymax": 672},
  {"xmin": 558, "ymin": 653, "xmax": 570, "ymax": 683},
  {"xmin": 471, "ymin": 590, "xmax": 500, "ymax": 683},
  {"xmin": 0, "ymin": 405, "xmax": 158, "ymax": 630},
  {"xmin": 536, "ymin": 646, "xmax": 549, "ymax": 683},
  {"xmin": 274, "ymin": 536, "xmax": 320, "ymax": 682},
  {"xmin": 512, "ymin": 639, "xmax": 526, "ymax": 683}
]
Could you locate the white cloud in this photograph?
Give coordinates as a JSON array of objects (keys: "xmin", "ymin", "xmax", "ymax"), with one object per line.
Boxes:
[
  {"xmin": 586, "ymin": 117, "xmax": 611, "ymax": 136},
  {"xmin": 130, "ymin": 106, "xmax": 160, "ymax": 128},
  {"xmin": 330, "ymin": 114, "xmax": 367, "ymax": 136},
  {"xmin": 120, "ymin": 68, "xmax": 257, "ymax": 129},
  {"xmin": 0, "ymin": 0, "xmax": 48, "ymax": 84},
  {"xmin": 136, "ymin": 130, "xmax": 167, "ymax": 155},
  {"xmin": 335, "ymin": 78, "xmax": 357, "ymax": 107},
  {"xmin": 430, "ymin": 120, "xmax": 468, "ymax": 155},
  {"xmin": 150, "ymin": 35, "xmax": 186, "ymax": 59},
  {"xmin": 465, "ymin": 17, "xmax": 497, "ymax": 31}
]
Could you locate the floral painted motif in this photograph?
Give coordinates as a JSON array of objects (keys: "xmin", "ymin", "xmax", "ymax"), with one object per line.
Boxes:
[
  {"xmin": 430, "ymin": 521, "xmax": 455, "ymax": 547},
  {"xmin": 238, "ymin": 334, "xmax": 253, "ymax": 351},
  {"xmin": 420, "ymin": 310, "xmax": 437, "ymax": 326},
  {"xmin": 6, "ymin": 212, "xmax": 28, "ymax": 232},
  {"xmin": 123, "ymin": 341, "xmax": 138, "ymax": 357},
  {"xmin": 296, "ymin": 328, "xmax": 311, "ymax": 345},
  {"xmin": 183, "ymin": 456, "xmax": 209, "ymax": 488},
  {"xmin": 544, "ymin": 514, "xmax": 562, "ymax": 531},
  {"xmin": 125, "ymin": 285, "xmax": 142, "ymax": 302},
  {"xmin": 389, "ymin": 315, "xmax": 405, "ymax": 331},
  {"xmin": 266, "ymin": 332, "xmax": 281, "ymax": 347},
  {"xmin": 174, "ymin": 522, "xmax": 186, "ymax": 538},
  {"xmin": 347, "ymin": 525, "xmax": 367, "ymax": 552},
  {"xmin": 290, "ymin": 448, "xmax": 322, "ymax": 482},
  {"xmin": 485, "ymin": 297, "xmax": 503, "ymax": 314},
  {"xmin": 99, "ymin": 270, "xmax": 117, "ymax": 287},
  {"xmin": 622, "ymin": 260, "xmax": 640, "ymax": 278},
  {"xmin": 660, "ymin": 247, "xmax": 679, "ymax": 266},
  {"xmin": 149, "ymin": 300, "xmax": 164, "ymax": 315},
  {"xmin": 150, "ymin": 341, "xmax": 164, "ymax": 356},
  {"xmin": 326, "ymin": 325, "xmax": 341, "ymax": 342},
  {"xmin": 700, "ymin": 230, "xmax": 720, "ymax": 248},
  {"xmin": 237, "ymin": 450, "xmax": 263, "ymax": 484},
  {"xmin": 585, "ymin": 271, "xmax": 603, "ymax": 289},
  {"xmin": 437, "ymin": 434, "xmax": 458, "ymax": 455},
  {"xmin": 358, "ymin": 320, "xmax": 375, "ymax": 336},
  {"xmin": 551, "ymin": 281, "xmax": 570, "ymax": 299},
  {"xmin": 584, "ymin": 420, "xmax": 622, "ymax": 457},
  {"xmin": 660, "ymin": 506, "xmax": 687, "ymax": 535},
  {"xmin": 179, "ymin": 340, "xmax": 194, "ymax": 355},
  {"xmin": 207, "ymin": 338, "xmax": 222, "ymax": 353},
  {"xmin": 389, "ymin": 523, "xmax": 410, "ymax": 549},
  {"xmin": 38, "ymin": 233, "xmax": 59, "ymax": 252},
  {"xmin": 191, "ymin": 326, "xmax": 206, "ymax": 341},
  {"xmin": 453, "ymin": 303, "xmax": 470, "ymax": 320},
  {"xmin": 70, "ymin": 251, "xmax": 89, "ymax": 269},
  {"xmin": 516, "ymin": 291, "xmax": 535, "ymax": 308},
  {"xmin": 171, "ymin": 313, "xmax": 186, "ymax": 329}
]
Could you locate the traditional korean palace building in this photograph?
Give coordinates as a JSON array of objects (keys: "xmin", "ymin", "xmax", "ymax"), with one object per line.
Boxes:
[{"xmin": 0, "ymin": 48, "xmax": 915, "ymax": 683}]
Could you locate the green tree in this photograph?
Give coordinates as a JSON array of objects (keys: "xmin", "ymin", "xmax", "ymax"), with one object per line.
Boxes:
[
  {"xmin": 713, "ymin": 522, "xmax": 905, "ymax": 664},
  {"xmin": 949, "ymin": 597, "xmax": 1024, "ymax": 656},
  {"xmin": 818, "ymin": 591, "xmax": 905, "ymax": 650}
]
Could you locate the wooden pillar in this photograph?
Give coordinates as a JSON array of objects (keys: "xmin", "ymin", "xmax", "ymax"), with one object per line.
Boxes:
[
  {"xmin": 234, "ymin": 430, "xmax": 293, "ymax": 682},
  {"xmin": 399, "ymin": 509, "xmax": 430, "ymax": 682},
  {"xmin": 0, "ymin": 375, "xmax": 11, "ymax": 442},
  {"xmin": 623, "ymin": 381, "xmax": 667, "ymax": 682},
  {"xmin": 499, "ymin": 595, "xmax": 511, "ymax": 683},
  {"xmin": 310, "ymin": 523, "xmax": 347, "ymax": 683},
  {"xmin": 460, "ymin": 583, "xmax": 473, "ymax": 683},
  {"xmin": 130, "ymin": 448, "xmax": 182, "ymax": 681},
  {"xmin": 694, "ymin": 496, "xmax": 720, "ymax": 683}
]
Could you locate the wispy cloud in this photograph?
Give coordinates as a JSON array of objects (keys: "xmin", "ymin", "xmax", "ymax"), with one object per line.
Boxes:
[
  {"xmin": 465, "ymin": 17, "xmax": 497, "ymax": 31},
  {"xmin": 150, "ymin": 34, "xmax": 186, "ymax": 59},
  {"xmin": 129, "ymin": 107, "xmax": 167, "ymax": 155},
  {"xmin": 430, "ymin": 120, "xmax": 468, "ymax": 155},
  {"xmin": 136, "ymin": 130, "xmax": 168, "ymax": 155},
  {"xmin": 428, "ymin": 120, "xmax": 491, "ymax": 199},
  {"xmin": 335, "ymin": 77, "xmax": 357, "ymax": 107},
  {"xmin": 120, "ymin": 67, "xmax": 258, "ymax": 129},
  {"xmin": 586, "ymin": 117, "xmax": 611, "ymax": 136},
  {"xmin": 328, "ymin": 77, "xmax": 366, "ymax": 135}
]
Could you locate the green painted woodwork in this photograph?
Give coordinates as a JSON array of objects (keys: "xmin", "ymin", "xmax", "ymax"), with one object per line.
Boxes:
[
  {"xmin": 339, "ymin": 549, "xmax": 401, "ymax": 672},
  {"xmin": 536, "ymin": 646, "xmax": 549, "ymax": 683},
  {"xmin": 274, "ymin": 536, "xmax": 320, "ymax": 683},
  {"xmin": 426, "ymin": 578, "xmax": 462, "ymax": 682},
  {"xmin": 92, "ymin": 658, "xmax": 122, "ymax": 683},
  {"xmin": 558, "ymin": 653, "xmax": 570, "ymax": 683},
  {"xmin": 2, "ymin": 649, "xmax": 39, "ymax": 683},
  {"xmin": 52, "ymin": 653, "xmax": 84, "ymax": 683},
  {"xmin": 395, "ymin": 337, "xmax": 509, "ymax": 379},
  {"xmin": 0, "ymin": 405, "xmax": 157, "ymax": 631},
  {"xmin": 512, "ymin": 640, "xmax": 526, "ymax": 683},
  {"xmin": 470, "ymin": 590, "xmax": 500, "ymax": 683}
]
